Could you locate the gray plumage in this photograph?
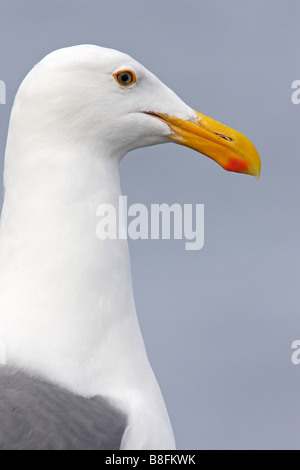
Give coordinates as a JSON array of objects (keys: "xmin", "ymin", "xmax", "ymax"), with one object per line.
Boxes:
[{"xmin": 0, "ymin": 366, "xmax": 127, "ymax": 450}]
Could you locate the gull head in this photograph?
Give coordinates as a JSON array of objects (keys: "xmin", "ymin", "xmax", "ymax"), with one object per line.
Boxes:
[{"xmin": 13, "ymin": 44, "xmax": 261, "ymax": 177}]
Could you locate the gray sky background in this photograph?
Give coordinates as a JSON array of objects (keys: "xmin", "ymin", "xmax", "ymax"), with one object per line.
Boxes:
[{"xmin": 0, "ymin": 0, "xmax": 299, "ymax": 450}]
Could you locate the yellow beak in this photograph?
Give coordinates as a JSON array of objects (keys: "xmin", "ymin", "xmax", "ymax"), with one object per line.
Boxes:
[{"xmin": 148, "ymin": 111, "xmax": 261, "ymax": 179}]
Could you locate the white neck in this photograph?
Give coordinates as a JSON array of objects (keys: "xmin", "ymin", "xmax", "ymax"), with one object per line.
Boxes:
[{"xmin": 0, "ymin": 131, "xmax": 175, "ymax": 449}]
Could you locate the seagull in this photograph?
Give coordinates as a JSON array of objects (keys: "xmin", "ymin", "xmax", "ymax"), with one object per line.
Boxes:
[{"xmin": 0, "ymin": 45, "xmax": 261, "ymax": 450}]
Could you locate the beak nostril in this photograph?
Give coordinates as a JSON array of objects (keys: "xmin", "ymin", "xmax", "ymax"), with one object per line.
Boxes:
[{"xmin": 215, "ymin": 133, "xmax": 232, "ymax": 142}]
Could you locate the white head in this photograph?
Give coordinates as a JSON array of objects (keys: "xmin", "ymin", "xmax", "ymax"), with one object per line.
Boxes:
[{"xmin": 13, "ymin": 45, "xmax": 193, "ymax": 159}]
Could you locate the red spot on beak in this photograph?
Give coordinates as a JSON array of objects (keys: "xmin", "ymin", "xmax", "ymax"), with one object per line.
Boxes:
[{"xmin": 225, "ymin": 158, "xmax": 250, "ymax": 174}]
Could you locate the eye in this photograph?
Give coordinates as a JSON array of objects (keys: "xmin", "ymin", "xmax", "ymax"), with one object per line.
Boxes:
[{"xmin": 114, "ymin": 70, "xmax": 136, "ymax": 87}]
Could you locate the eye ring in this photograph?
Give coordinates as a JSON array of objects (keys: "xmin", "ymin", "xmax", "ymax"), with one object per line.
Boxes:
[{"xmin": 114, "ymin": 70, "xmax": 136, "ymax": 87}]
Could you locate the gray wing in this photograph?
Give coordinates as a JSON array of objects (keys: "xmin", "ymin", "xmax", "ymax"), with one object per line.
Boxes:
[{"xmin": 0, "ymin": 366, "xmax": 127, "ymax": 450}]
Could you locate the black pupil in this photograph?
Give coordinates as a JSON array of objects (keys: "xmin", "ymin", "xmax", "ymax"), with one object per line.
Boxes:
[{"xmin": 120, "ymin": 73, "xmax": 130, "ymax": 84}]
